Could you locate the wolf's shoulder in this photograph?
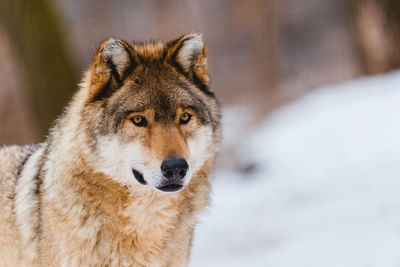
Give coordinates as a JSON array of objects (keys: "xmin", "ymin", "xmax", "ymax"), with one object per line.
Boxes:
[
  {"xmin": 0, "ymin": 143, "xmax": 40, "ymax": 159},
  {"xmin": 0, "ymin": 143, "xmax": 42, "ymax": 215},
  {"xmin": 0, "ymin": 144, "xmax": 41, "ymax": 179},
  {"xmin": 0, "ymin": 144, "xmax": 41, "ymax": 165}
]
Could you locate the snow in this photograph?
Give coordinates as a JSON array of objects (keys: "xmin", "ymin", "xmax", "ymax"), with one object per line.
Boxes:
[{"xmin": 190, "ymin": 71, "xmax": 400, "ymax": 267}]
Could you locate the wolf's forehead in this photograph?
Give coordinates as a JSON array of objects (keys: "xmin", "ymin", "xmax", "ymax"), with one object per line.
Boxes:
[
  {"xmin": 126, "ymin": 82, "xmax": 192, "ymax": 108},
  {"xmin": 111, "ymin": 83, "xmax": 209, "ymax": 123}
]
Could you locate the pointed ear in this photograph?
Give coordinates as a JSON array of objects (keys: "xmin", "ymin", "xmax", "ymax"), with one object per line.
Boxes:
[
  {"xmin": 88, "ymin": 38, "xmax": 136, "ymax": 102},
  {"xmin": 168, "ymin": 33, "xmax": 211, "ymax": 94}
]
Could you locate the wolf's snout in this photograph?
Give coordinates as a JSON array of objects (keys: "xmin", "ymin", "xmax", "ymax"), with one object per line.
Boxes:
[{"xmin": 161, "ymin": 157, "xmax": 188, "ymax": 180}]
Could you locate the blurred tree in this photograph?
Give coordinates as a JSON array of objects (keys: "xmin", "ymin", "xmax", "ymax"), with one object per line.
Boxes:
[
  {"xmin": 348, "ymin": 0, "xmax": 400, "ymax": 74},
  {"xmin": 0, "ymin": 28, "xmax": 38, "ymax": 145},
  {"xmin": 0, "ymin": 0, "xmax": 78, "ymax": 141}
]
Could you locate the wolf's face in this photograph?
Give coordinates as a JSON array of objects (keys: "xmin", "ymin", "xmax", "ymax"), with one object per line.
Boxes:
[{"xmin": 80, "ymin": 34, "xmax": 220, "ymax": 193}]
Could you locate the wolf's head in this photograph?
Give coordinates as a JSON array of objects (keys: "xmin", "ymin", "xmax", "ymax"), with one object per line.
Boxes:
[{"xmin": 78, "ymin": 33, "xmax": 221, "ymax": 193}]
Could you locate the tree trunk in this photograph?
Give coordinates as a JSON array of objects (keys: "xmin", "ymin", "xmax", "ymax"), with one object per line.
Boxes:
[
  {"xmin": 347, "ymin": 0, "xmax": 400, "ymax": 74},
  {"xmin": 0, "ymin": 0, "xmax": 78, "ymax": 143}
]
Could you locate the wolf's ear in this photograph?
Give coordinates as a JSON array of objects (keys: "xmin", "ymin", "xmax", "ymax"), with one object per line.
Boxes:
[
  {"xmin": 88, "ymin": 38, "xmax": 135, "ymax": 102},
  {"xmin": 168, "ymin": 33, "xmax": 210, "ymax": 93}
]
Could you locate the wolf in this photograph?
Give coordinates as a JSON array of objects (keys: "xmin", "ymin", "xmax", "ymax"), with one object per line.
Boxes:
[{"xmin": 0, "ymin": 33, "xmax": 221, "ymax": 266}]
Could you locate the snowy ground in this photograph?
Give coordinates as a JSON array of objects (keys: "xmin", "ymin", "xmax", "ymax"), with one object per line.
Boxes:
[{"xmin": 190, "ymin": 71, "xmax": 400, "ymax": 267}]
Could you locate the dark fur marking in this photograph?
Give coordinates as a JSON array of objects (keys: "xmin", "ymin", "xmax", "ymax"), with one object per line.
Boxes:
[
  {"xmin": 34, "ymin": 144, "xmax": 48, "ymax": 244},
  {"xmin": 107, "ymin": 59, "xmax": 123, "ymax": 87},
  {"xmin": 161, "ymin": 48, "xmax": 168, "ymax": 62},
  {"xmin": 154, "ymin": 94, "xmax": 174, "ymax": 123},
  {"xmin": 91, "ymin": 78, "xmax": 112, "ymax": 102},
  {"xmin": 169, "ymin": 60, "xmax": 186, "ymax": 77},
  {"xmin": 16, "ymin": 149, "xmax": 35, "ymax": 178},
  {"xmin": 192, "ymin": 74, "xmax": 214, "ymax": 97},
  {"xmin": 10, "ymin": 147, "xmax": 37, "ymax": 221},
  {"xmin": 137, "ymin": 54, "xmax": 146, "ymax": 65},
  {"xmin": 166, "ymin": 36, "xmax": 182, "ymax": 51}
]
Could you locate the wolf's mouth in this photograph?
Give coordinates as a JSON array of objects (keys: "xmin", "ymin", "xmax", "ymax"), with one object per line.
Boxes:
[
  {"xmin": 156, "ymin": 184, "xmax": 184, "ymax": 192},
  {"xmin": 132, "ymin": 169, "xmax": 147, "ymax": 185}
]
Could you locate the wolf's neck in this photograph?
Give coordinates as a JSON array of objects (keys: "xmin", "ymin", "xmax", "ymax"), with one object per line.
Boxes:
[{"xmin": 41, "ymin": 164, "xmax": 193, "ymax": 264}]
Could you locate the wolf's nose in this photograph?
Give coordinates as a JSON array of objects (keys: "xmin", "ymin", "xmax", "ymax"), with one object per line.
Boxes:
[{"xmin": 161, "ymin": 157, "xmax": 188, "ymax": 180}]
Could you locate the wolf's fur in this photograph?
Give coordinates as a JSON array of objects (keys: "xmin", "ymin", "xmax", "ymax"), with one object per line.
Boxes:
[{"xmin": 0, "ymin": 33, "xmax": 221, "ymax": 266}]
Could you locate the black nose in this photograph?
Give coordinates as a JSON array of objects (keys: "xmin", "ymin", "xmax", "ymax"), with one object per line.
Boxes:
[{"xmin": 161, "ymin": 157, "xmax": 189, "ymax": 180}]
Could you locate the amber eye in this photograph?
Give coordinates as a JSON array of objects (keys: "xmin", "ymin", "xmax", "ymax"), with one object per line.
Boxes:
[
  {"xmin": 180, "ymin": 112, "xmax": 192, "ymax": 125},
  {"xmin": 131, "ymin": 115, "xmax": 147, "ymax": 127}
]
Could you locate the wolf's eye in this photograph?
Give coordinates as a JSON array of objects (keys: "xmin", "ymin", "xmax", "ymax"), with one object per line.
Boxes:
[
  {"xmin": 131, "ymin": 116, "xmax": 147, "ymax": 127},
  {"xmin": 180, "ymin": 112, "xmax": 192, "ymax": 125}
]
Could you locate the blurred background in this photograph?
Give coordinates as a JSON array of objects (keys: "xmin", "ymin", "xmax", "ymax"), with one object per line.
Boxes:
[{"xmin": 1, "ymin": 0, "xmax": 400, "ymax": 266}]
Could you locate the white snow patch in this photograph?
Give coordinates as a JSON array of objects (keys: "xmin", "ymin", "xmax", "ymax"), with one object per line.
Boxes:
[{"xmin": 190, "ymin": 71, "xmax": 400, "ymax": 267}]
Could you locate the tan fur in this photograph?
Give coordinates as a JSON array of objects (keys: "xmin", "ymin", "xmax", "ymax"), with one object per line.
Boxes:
[{"xmin": 0, "ymin": 34, "xmax": 221, "ymax": 266}]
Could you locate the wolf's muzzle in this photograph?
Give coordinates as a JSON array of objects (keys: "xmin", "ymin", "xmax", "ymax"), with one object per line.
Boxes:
[{"xmin": 156, "ymin": 157, "xmax": 189, "ymax": 192}]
